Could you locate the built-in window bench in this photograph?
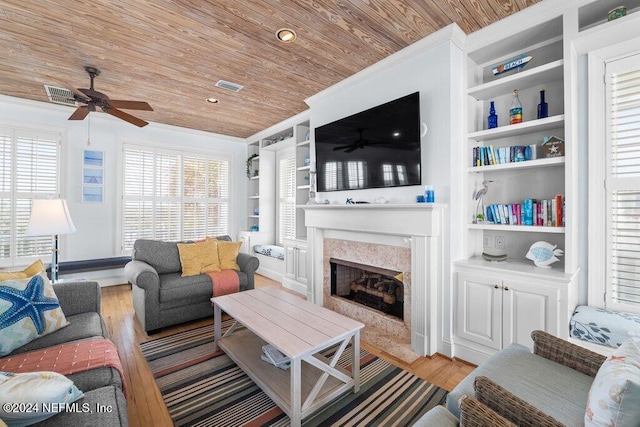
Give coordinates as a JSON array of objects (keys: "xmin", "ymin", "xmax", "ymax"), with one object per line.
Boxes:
[
  {"xmin": 253, "ymin": 244, "xmax": 284, "ymax": 282},
  {"xmin": 569, "ymin": 305, "xmax": 640, "ymax": 356},
  {"xmin": 47, "ymin": 256, "xmax": 132, "ymax": 286}
]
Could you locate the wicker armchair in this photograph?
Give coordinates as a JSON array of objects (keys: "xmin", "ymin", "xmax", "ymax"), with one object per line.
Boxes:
[
  {"xmin": 446, "ymin": 330, "xmax": 610, "ymax": 425},
  {"xmin": 459, "ymin": 395, "xmax": 515, "ymax": 427},
  {"xmin": 531, "ymin": 330, "xmax": 606, "ymax": 377},
  {"xmin": 464, "ymin": 331, "xmax": 608, "ymax": 427}
]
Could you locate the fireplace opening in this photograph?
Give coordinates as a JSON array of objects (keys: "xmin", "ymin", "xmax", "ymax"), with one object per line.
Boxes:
[{"xmin": 330, "ymin": 258, "xmax": 404, "ymax": 320}]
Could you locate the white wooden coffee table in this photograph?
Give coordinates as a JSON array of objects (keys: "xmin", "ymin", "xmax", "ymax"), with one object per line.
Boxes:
[{"xmin": 211, "ymin": 287, "xmax": 364, "ymax": 427}]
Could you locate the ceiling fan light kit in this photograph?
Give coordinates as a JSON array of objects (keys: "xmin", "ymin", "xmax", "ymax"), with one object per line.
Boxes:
[{"xmin": 63, "ymin": 66, "xmax": 153, "ymax": 127}]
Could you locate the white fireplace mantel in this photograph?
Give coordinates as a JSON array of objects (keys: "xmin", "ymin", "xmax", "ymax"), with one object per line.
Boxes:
[{"xmin": 301, "ymin": 203, "xmax": 445, "ymax": 357}]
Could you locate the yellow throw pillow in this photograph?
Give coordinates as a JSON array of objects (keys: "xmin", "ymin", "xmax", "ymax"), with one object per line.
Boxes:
[
  {"xmin": 177, "ymin": 239, "xmax": 221, "ymax": 277},
  {"xmin": 217, "ymin": 241, "xmax": 242, "ymax": 271},
  {"xmin": 0, "ymin": 259, "xmax": 45, "ymax": 281}
]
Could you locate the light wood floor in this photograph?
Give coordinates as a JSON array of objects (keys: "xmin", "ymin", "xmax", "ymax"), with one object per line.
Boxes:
[{"xmin": 101, "ymin": 275, "xmax": 475, "ymax": 427}]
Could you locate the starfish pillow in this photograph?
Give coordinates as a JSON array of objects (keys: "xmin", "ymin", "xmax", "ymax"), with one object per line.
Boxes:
[{"xmin": 0, "ymin": 273, "xmax": 69, "ymax": 356}]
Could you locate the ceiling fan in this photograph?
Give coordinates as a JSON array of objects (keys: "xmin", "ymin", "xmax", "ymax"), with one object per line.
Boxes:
[{"xmin": 65, "ymin": 66, "xmax": 153, "ymax": 127}]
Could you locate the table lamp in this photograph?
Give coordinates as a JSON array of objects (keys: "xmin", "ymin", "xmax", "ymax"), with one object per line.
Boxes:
[{"xmin": 26, "ymin": 198, "xmax": 76, "ymax": 282}]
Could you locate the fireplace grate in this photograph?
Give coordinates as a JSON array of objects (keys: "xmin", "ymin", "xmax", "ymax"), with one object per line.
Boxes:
[{"xmin": 330, "ymin": 258, "xmax": 404, "ymax": 320}]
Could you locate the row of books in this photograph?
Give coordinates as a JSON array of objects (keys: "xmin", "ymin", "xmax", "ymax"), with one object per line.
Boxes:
[
  {"xmin": 484, "ymin": 195, "xmax": 564, "ymax": 227},
  {"xmin": 472, "ymin": 144, "xmax": 537, "ymax": 167}
]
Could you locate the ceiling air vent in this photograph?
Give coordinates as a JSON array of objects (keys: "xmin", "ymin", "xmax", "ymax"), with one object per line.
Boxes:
[
  {"xmin": 44, "ymin": 85, "xmax": 77, "ymax": 107},
  {"xmin": 215, "ymin": 79, "xmax": 244, "ymax": 93}
]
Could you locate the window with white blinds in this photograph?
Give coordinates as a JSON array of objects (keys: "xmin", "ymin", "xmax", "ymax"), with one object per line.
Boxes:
[
  {"xmin": 605, "ymin": 54, "xmax": 640, "ymax": 311},
  {"xmin": 0, "ymin": 127, "xmax": 61, "ymax": 267},
  {"xmin": 278, "ymin": 151, "xmax": 296, "ymax": 244},
  {"xmin": 122, "ymin": 145, "xmax": 229, "ymax": 252}
]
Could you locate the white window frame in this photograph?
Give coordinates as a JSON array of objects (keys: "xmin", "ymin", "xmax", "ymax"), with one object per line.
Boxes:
[
  {"xmin": 0, "ymin": 122, "xmax": 67, "ymax": 268},
  {"xmin": 588, "ymin": 40, "xmax": 640, "ymax": 313},
  {"xmin": 117, "ymin": 140, "xmax": 232, "ymax": 255}
]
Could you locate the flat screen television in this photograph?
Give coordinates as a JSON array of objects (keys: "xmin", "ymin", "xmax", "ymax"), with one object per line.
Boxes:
[{"xmin": 314, "ymin": 92, "xmax": 421, "ymax": 192}]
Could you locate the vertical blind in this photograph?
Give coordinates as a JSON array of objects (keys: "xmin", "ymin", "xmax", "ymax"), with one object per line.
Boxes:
[
  {"xmin": 607, "ymin": 57, "xmax": 640, "ymax": 309},
  {"xmin": 0, "ymin": 127, "xmax": 60, "ymax": 266},
  {"xmin": 122, "ymin": 145, "xmax": 229, "ymax": 252},
  {"xmin": 278, "ymin": 152, "xmax": 296, "ymax": 244}
]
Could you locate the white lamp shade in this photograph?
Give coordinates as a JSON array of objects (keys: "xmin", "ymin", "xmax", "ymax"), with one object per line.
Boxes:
[{"xmin": 26, "ymin": 199, "xmax": 77, "ymax": 236}]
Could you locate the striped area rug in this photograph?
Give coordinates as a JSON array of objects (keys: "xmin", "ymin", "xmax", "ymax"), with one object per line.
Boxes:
[{"xmin": 140, "ymin": 321, "xmax": 447, "ymax": 426}]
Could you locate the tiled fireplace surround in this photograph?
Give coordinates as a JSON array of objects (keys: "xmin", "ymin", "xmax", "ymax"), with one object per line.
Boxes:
[{"xmin": 302, "ymin": 204, "xmax": 444, "ymax": 363}]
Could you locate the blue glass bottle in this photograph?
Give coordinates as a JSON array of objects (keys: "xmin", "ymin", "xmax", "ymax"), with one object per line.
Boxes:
[
  {"xmin": 537, "ymin": 90, "xmax": 548, "ymax": 119},
  {"xmin": 487, "ymin": 101, "xmax": 498, "ymax": 129}
]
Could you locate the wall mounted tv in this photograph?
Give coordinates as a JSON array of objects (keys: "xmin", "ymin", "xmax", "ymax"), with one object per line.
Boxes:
[{"xmin": 314, "ymin": 92, "xmax": 421, "ymax": 192}]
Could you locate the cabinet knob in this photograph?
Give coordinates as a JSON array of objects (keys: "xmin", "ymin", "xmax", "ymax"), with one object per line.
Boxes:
[
  {"xmin": 494, "ymin": 284, "xmax": 499, "ymax": 289},
  {"xmin": 504, "ymin": 286, "xmax": 509, "ymax": 291}
]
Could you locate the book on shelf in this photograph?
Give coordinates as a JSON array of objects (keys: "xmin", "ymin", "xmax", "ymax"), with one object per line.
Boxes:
[
  {"xmin": 483, "ymin": 195, "xmax": 564, "ymax": 227},
  {"xmin": 472, "ymin": 144, "xmax": 537, "ymax": 167},
  {"xmin": 261, "ymin": 344, "xmax": 291, "ymax": 370},
  {"xmin": 260, "ymin": 354, "xmax": 291, "ymax": 370}
]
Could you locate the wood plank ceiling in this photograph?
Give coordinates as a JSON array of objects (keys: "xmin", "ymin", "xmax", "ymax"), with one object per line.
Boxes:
[{"xmin": 0, "ymin": 0, "xmax": 539, "ymax": 138}]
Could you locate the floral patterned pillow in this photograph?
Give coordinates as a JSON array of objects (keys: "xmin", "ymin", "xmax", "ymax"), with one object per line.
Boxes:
[{"xmin": 585, "ymin": 339, "xmax": 640, "ymax": 426}]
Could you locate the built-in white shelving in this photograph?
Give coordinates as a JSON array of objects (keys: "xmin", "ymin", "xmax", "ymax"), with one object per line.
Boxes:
[
  {"xmin": 468, "ymin": 59, "xmax": 564, "ymax": 100},
  {"xmin": 467, "ymin": 223, "xmax": 565, "ymax": 233},
  {"xmin": 468, "ymin": 156, "xmax": 564, "ymax": 173},
  {"xmin": 467, "ymin": 115, "xmax": 564, "ymax": 141}
]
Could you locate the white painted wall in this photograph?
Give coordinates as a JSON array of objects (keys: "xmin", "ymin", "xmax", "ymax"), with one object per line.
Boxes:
[
  {"xmin": 305, "ymin": 24, "xmax": 465, "ymax": 354},
  {"xmin": 0, "ymin": 95, "xmax": 247, "ymax": 283}
]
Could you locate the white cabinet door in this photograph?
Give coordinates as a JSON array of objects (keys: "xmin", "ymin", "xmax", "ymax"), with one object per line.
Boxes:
[
  {"xmin": 284, "ymin": 244, "xmax": 296, "ymax": 279},
  {"xmin": 454, "ymin": 272, "xmax": 502, "ymax": 351},
  {"xmin": 295, "ymin": 246, "xmax": 307, "ymax": 284},
  {"xmin": 502, "ymin": 280, "xmax": 559, "ymax": 350}
]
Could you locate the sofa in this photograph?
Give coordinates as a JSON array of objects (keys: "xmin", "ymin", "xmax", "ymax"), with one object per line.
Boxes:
[
  {"xmin": 417, "ymin": 330, "xmax": 613, "ymax": 426},
  {"xmin": 124, "ymin": 235, "xmax": 259, "ymax": 333},
  {"xmin": 3, "ymin": 280, "xmax": 128, "ymax": 426}
]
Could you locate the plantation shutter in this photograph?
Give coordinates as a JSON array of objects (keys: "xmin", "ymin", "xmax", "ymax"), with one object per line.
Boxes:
[
  {"xmin": 0, "ymin": 127, "xmax": 60, "ymax": 266},
  {"xmin": 122, "ymin": 146, "xmax": 230, "ymax": 252},
  {"xmin": 123, "ymin": 147, "xmax": 154, "ymax": 250},
  {"xmin": 183, "ymin": 155, "xmax": 207, "ymax": 240},
  {"xmin": 278, "ymin": 151, "xmax": 296, "ymax": 244},
  {"xmin": 206, "ymin": 158, "xmax": 229, "ymax": 237},
  {"xmin": 0, "ymin": 130, "xmax": 11, "ymax": 261},
  {"xmin": 155, "ymin": 151, "xmax": 182, "ymax": 242},
  {"xmin": 606, "ymin": 55, "xmax": 640, "ymax": 311}
]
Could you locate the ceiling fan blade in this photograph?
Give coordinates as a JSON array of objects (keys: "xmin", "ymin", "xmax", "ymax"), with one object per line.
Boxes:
[
  {"xmin": 107, "ymin": 100, "xmax": 153, "ymax": 111},
  {"xmin": 68, "ymin": 106, "xmax": 89, "ymax": 120},
  {"xmin": 106, "ymin": 108, "xmax": 149, "ymax": 127},
  {"xmin": 61, "ymin": 82, "xmax": 90, "ymax": 102}
]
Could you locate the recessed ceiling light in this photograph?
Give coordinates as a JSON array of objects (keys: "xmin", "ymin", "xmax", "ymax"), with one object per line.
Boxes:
[
  {"xmin": 276, "ymin": 28, "xmax": 297, "ymax": 43},
  {"xmin": 206, "ymin": 98, "xmax": 219, "ymax": 104}
]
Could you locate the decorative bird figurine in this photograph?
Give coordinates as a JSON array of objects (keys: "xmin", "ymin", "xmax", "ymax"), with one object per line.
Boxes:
[
  {"xmin": 474, "ymin": 180, "xmax": 493, "ymax": 223},
  {"xmin": 526, "ymin": 241, "xmax": 563, "ymax": 268}
]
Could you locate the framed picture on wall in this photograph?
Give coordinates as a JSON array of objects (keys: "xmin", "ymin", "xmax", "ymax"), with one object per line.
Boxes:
[
  {"xmin": 82, "ymin": 186, "xmax": 103, "ymax": 203},
  {"xmin": 83, "ymin": 149, "xmax": 104, "ymax": 167},
  {"xmin": 82, "ymin": 149, "xmax": 104, "ymax": 203}
]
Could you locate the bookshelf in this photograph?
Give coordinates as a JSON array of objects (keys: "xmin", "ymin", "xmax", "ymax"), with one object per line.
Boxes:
[{"xmin": 453, "ymin": 10, "xmax": 580, "ymax": 365}]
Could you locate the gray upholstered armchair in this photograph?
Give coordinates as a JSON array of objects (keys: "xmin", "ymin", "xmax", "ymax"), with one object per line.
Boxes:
[{"xmin": 124, "ymin": 235, "xmax": 259, "ymax": 333}]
